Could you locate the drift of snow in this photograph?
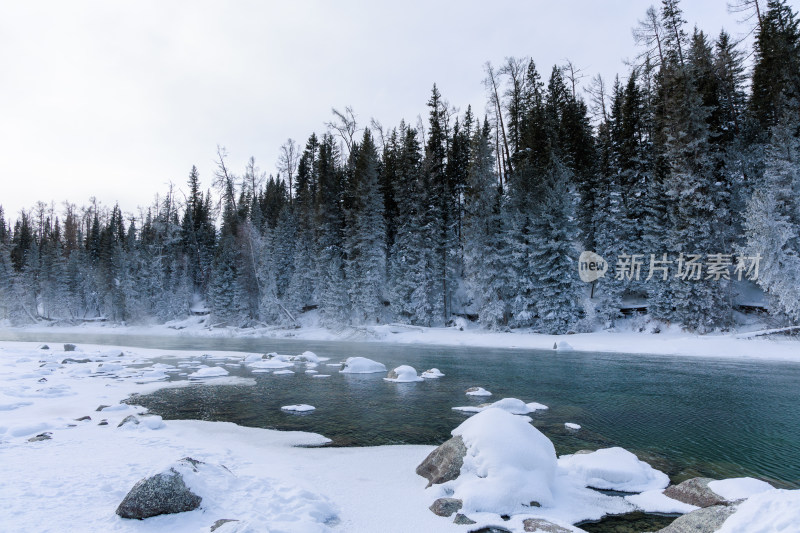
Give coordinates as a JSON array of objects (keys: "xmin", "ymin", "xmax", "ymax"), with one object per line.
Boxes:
[
  {"xmin": 384, "ymin": 365, "xmax": 424, "ymax": 382},
  {"xmin": 466, "ymin": 387, "xmax": 492, "ymax": 396},
  {"xmin": 447, "ymin": 408, "xmax": 558, "ymax": 514},
  {"xmin": 717, "ymin": 489, "xmax": 800, "ymax": 533},
  {"xmin": 708, "ymin": 477, "xmax": 775, "ymax": 501},
  {"xmin": 190, "ymin": 366, "xmax": 229, "ymax": 378},
  {"xmin": 339, "ymin": 357, "xmax": 387, "ymax": 374},
  {"xmin": 558, "ymin": 448, "xmax": 669, "ymax": 493},
  {"xmin": 281, "ymin": 404, "xmax": 316, "ymax": 413},
  {"xmin": 452, "ymin": 398, "xmax": 548, "ymax": 415},
  {"xmin": 625, "ymin": 489, "xmax": 698, "ymax": 514},
  {"xmin": 420, "ymin": 368, "xmax": 444, "ymax": 379}
]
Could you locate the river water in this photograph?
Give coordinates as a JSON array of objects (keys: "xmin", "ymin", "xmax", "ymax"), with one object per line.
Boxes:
[{"xmin": 2, "ymin": 330, "xmax": 798, "ymax": 489}]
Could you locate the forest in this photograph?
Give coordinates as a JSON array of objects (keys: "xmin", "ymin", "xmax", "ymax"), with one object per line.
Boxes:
[{"xmin": 1, "ymin": 0, "xmax": 798, "ymax": 334}]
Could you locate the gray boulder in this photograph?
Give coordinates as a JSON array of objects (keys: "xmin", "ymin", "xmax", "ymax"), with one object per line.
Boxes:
[
  {"xmin": 453, "ymin": 513, "xmax": 476, "ymax": 525},
  {"xmin": 116, "ymin": 458, "xmax": 203, "ymax": 519},
  {"xmin": 656, "ymin": 504, "xmax": 738, "ymax": 533},
  {"xmin": 663, "ymin": 477, "xmax": 727, "ymax": 508},
  {"xmin": 429, "ymin": 498, "xmax": 462, "ymax": 517},
  {"xmin": 523, "ymin": 518, "xmax": 572, "ymax": 532},
  {"xmin": 118, "ymin": 415, "xmax": 140, "ymax": 428},
  {"xmin": 63, "ymin": 344, "xmax": 76, "ymax": 352},
  {"xmin": 415, "ymin": 435, "xmax": 467, "ymax": 487}
]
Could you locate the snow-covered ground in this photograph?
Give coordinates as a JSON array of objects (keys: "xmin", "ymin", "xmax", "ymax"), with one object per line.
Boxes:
[
  {"xmin": 5, "ymin": 312, "xmax": 800, "ymax": 362},
  {"xmin": 0, "ymin": 341, "xmax": 797, "ymax": 532}
]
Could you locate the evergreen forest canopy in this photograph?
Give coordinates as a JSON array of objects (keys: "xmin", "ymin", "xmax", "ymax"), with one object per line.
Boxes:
[{"xmin": 1, "ymin": 0, "xmax": 799, "ymax": 334}]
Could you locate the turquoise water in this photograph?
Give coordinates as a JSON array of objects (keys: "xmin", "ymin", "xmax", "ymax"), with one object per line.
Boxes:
[{"xmin": 2, "ymin": 331, "xmax": 798, "ymax": 488}]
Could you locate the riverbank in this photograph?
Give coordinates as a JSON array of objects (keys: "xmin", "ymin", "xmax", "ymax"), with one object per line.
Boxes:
[{"xmin": 3, "ymin": 312, "xmax": 800, "ymax": 362}]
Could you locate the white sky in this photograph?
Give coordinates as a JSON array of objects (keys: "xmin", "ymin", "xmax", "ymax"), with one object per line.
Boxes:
[{"xmin": 1, "ymin": 0, "xmax": 795, "ymax": 223}]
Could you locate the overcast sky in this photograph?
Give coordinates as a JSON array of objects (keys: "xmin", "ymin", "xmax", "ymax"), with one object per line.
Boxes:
[{"xmin": 2, "ymin": 0, "xmax": 795, "ymax": 222}]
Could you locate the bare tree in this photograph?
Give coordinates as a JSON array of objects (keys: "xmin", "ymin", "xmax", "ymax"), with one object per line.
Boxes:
[
  {"xmin": 242, "ymin": 156, "xmax": 265, "ymax": 198},
  {"xmin": 369, "ymin": 118, "xmax": 386, "ymax": 152},
  {"xmin": 562, "ymin": 59, "xmax": 587, "ymax": 99},
  {"xmin": 483, "ymin": 61, "xmax": 512, "ymax": 178},
  {"xmin": 326, "ymin": 106, "xmax": 361, "ymax": 157},
  {"xmin": 585, "ymin": 73, "xmax": 610, "ymax": 124},
  {"xmin": 633, "ymin": 6, "xmax": 665, "ymax": 67},
  {"xmin": 277, "ymin": 138, "xmax": 300, "ymax": 203},
  {"xmin": 728, "ymin": 0, "xmax": 764, "ymax": 34},
  {"xmin": 213, "ymin": 145, "xmax": 236, "ymax": 211}
]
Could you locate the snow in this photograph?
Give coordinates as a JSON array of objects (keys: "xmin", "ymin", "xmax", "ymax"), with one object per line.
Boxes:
[
  {"xmin": 383, "ymin": 365, "xmax": 424, "ymax": 382},
  {"xmin": 447, "ymin": 408, "xmax": 558, "ymax": 514},
  {"xmin": 708, "ymin": 477, "xmax": 775, "ymax": 501},
  {"xmin": 190, "ymin": 366, "xmax": 229, "ymax": 378},
  {"xmin": 557, "ymin": 448, "xmax": 670, "ymax": 493},
  {"xmin": 420, "ymin": 368, "xmax": 444, "ymax": 378},
  {"xmin": 338, "ymin": 357, "xmax": 387, "ymax": 374},
  {"xmin": 466, "ymin": 386, "xmax": 492, "ymax": 396},
  {"xmin": 625, "ymin": 489, "xmax": 698, "ymax": 513},
  {"xmin": 453, "ymin": 398, "xmax": 548, "ymax": 415},
  {"xmin": 281, "ymin": 404, "xmax": 316, "ymax": 413},
  {"xmin": 564, "ymin": 422, "xmax": 581, "ymax": 430},
  {"xmin": 273, "ymin": 369, "xmax": 295, "ymax": 375},
  {"xmin": 717, "ymin": 489, "xmax": 800, "ymax": 533}
]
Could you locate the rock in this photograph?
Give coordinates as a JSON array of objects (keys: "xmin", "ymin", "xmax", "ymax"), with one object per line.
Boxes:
[
  {"xmin": 523, "ymin": 518, "xmax": 571, "ymax": 532},
  {"xmin": 116, "ymin": 458, "xmax": 204, "ymax": 519},
  {"xmin": 429, "ymin": 498, "xmax": 462, "ymax": 517},
  {"xmin": 415, "ymin": 435, "xmax": 467, "ymax": 488},
  {"xmin": 656, "ymin": 504, "xmax": 738, "ymax": 533},
  {"xmin": 118, "ymin": 415, "xmax": 140, "ymax": 428},
  {"xmin": 663, "ymin": 477, "xmax": 726, "ymax": 508},
  {"xmin": 62, "ymin": 358, "xmax": 92, "ymax": 364},
  {"xmin": 386, "ymin": 368, "xmax": 399, "ymax": 379},
  {"xmin": 211, "ymin": 519, "xmax": 239, "ymax": 531},
  {"xmin": 98, "ymin": 419, "xmax": 108, "ymax": 426},
  {"xmin": 96, "ymin": 405, "xmax": 110, "ymax": 412},
  {"xmin": 453, "ymin": 513, "xmax": 476, "ymax": 525},
  {"xmin": 471, "ymin": 527, "xmax": 512, "ymax": 533},
  {"xmin": 63, "ymin": 344, "xmax": 76, "ymax": 352},
  {"xmin": 75, "ymin": 416, "xmax": 91, "ymax": 422},
  {"xmin": 28, "ymin": 432, "xmax": 52, "ymax": 442},
  {"xmin": 40, "ymin": 345, "xmax": 49, "ymax": 350},
  {"xmin": 38, "ymin": 377, "xmax": 47, "ymax": 383}
]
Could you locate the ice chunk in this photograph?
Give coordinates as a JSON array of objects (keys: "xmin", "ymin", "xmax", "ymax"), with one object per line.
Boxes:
[
  {"xmin": 281, "ymin": 404, "xmax": 316, "ymax": 413},
  {"xmin": 453, "ymin": 398, "xmax": 548, "ymax": 415},
  {"xmin": 565, "ymin": 422, "xmax": 581, "ymax": 430},
  {"xmin": 421, "ymin": 368, "xmax": 444, "ymax": 379},
  {"xmin": 273, "ymin": 370, "xmax": 295, "ymax": 375},
  {"xmin": 190, "ymin": 366, "xmax": 229, "ymax": 378}
]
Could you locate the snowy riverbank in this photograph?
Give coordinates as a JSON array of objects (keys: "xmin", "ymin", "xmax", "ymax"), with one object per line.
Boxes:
[
  {"xmin": 4, "ymin": 313, "xmax": 800, "ymax": 362},
  {"xmin": 1, "ymin": 341, "xmax": 798, "ymax": 532}
]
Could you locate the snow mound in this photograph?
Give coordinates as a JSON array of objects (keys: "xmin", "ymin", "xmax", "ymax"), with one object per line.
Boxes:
[
  {"xmin": 558, "ymin": 447, "xmax": 669, "ymax": 493},
  {"xmin": 706, "ymin": 477, "xmax": 774, "ymax": 501},
  {"xmin": 281, "ymin": 404, "xmax": 315, "ymax": 413},
  {"xmin": 294, "ymin": 351, "xmax": 328, "ymax": 363},
  {"xmin": 448, "ymin": 408, "xmax": 558, "ymax": 514},
  {"xmin": 717, "ymin": 489, "xmax": 800, "ymax": 533},
  {"xmin": 384, "ymin": 365, "xmax": 424, "ymax": 382},
  {"xmin": 339, "ymin": 357, "xmax": 387, "ymax": 374},
  {"xmin": 556, "ymin": 341, "xmax": 574, "ymax": 350},
  {"xmin": 466, "ymin": 387, "xmax": 492, "ymax": 396},
  {"xmin": 565, "ymin": 422, "xmax": 581, "ymax": 430},
  {"xmin": 272, "ymin": 370, "xmax": 295, "ymax": 375},
  {"xmin": 243, "ymin": 353, "xmax": 264, "ymax": 362},
  {"xmin": 421, "ymin": 368, "xmax": 444, "ymax": 379},
  {"xmin": 453, "ymin": 398, "xmax": 548, "ymax": 415},
  {"xmin": 190, "ymin": 366, "xmax": 229, "ymax": 378},
  {"xmin": 247, "ymin": 359, "xmax": 293, "ymax": 369}
]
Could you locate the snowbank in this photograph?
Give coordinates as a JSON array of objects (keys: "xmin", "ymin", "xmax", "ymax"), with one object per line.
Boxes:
[
  {"xmin": 557, "ymin": 447, "xmax": 670, "ymax": 493},
  {"xmin": 384, "ymin": 365, "xmax": 424, "ymax": 382},
  {"xmin": 339, "ymin": 357, "xmax": 387, "ymax": 374},
  {"xmin": 718, "ymin": 489, "xmax": 800, "ymax": 532},
  {"xmin": 707, "ymin": 477, "xmax": 775, "ymax": 501}
]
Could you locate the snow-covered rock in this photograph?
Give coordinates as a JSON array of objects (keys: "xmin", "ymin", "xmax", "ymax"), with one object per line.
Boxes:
[
  {"xmin": 421, "ymin": 368, "xmax": 445, "ymax": 379},
  {"xmin": 339, "ymin": 357, "xmax": 387, "ymax": 374},
  {"xmin": 295, "ymin": 351, "xmax": 327, "ymax": 363},
  {"xmin": 626, "ymin": 489, "xmax": 699, "ymax": 514},
  {"xmin": 707, "ymin": 477, "xmax": 774, "ymax": 501},
  {"xmin": 116, "ymin": 457, "xmax": 209, "ymax": 519},
  {"xmin": 447, "ymin": 408, "xmax": 558, "ymax": 514},
  {"xmin": 384, "ymin": 365, "xmax": 424, "ymax": 382},
  {"xmin": 452, "ymin": 397, "xmax": 548, "ymax": 415},
  {"xmin": 281, "ymin": 404, "xmax": 315, "ymax": 413},
  {"xmin": 717, "ymin": 489, "xmax": 800, "ymax": 532},
  {"xmin": 465, "ymin": 387, "xmax": 492, "ymax": 396},
  {"xmin": 558, "ymin": 447, "xmax": 669, "ymax": 493}
]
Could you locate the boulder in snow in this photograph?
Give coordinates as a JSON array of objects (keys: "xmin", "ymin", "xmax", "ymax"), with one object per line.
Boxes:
[
  {"xmin": 421, "ymin": 368, "xmax": 445, "ymax": 379},
  {"xmin": 384, "ymin": 365, "xmax": 424, "ymax": 382},
  {"xmin": 465, "ymin": 387, "xmax": 492, "ymax": 397},
  {"xmin": 522, "ymin": 518, "xmax": 572, "ymax": 533},
  {"xmin": 63, "ymin": 344, "xmax": 76, "ymax": 352},
  {"xmin": 655, "ymin": 504, "xmax": 737, "ymax": 533},
  {"xmin": 663, "ymin": 477, "xmax": 727, "ymax": 508},
  {"xmin": 116, "ymin": 457, "xmax": 205, "ymax": 519},
  {"xmin": 416, "ymin": 435, "xmax": 467, "ymax": 488},
  {"xmin": 339, "ymin": 357, "xmax": 387, "ymax": 374},
  {"xmin": 429, "ymin": 497, "xmax": 462, "ymax": 517}
]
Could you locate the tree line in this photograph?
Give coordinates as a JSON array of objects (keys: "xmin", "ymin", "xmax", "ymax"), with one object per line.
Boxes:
[{"xmin": 1, "ymin": 0, "xmax": 798, "ymax": 333}]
